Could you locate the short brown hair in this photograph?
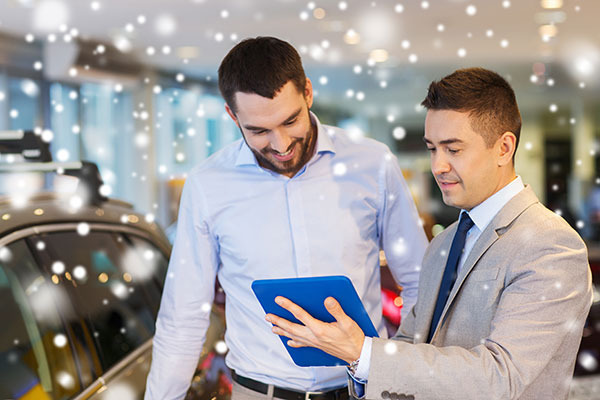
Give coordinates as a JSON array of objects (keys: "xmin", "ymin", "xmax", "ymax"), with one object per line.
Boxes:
[
  {"xmin": 421, "ymin": 67, "xmax": 521, "ymax": 152},
  {"xmin": 218, "ymin": 37, "xmax": 307, "ymax": 114}
]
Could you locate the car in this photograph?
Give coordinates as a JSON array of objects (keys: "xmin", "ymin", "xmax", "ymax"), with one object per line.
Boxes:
[{"xmin": 0, "ymin": 130, "xmax": 229, "ymax": 400}]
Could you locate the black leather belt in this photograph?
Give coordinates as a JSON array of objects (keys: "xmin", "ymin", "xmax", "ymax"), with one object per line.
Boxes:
[{"xmin": 232, "ymin": 371, "xmax": 349, "ymax": 400}]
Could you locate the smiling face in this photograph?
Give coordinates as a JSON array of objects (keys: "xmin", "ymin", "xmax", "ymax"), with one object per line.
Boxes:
[
  {"xmin": 225, "ymin": 80, "xmax": 316, "ymax": 178},
  {"xmin": 424, "ymin": 109, "xmax": 516, "ymax": 211}
]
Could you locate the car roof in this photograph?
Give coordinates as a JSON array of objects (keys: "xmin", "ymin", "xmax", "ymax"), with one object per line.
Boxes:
[{"xmin": 0, "ymin": 191, "xmax": 171, "ymax": 253}]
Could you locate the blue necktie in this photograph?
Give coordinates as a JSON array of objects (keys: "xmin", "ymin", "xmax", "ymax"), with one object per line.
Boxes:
[{"xmin": 428, "ymin": 212, "xmax": 474, "ymax": 342}]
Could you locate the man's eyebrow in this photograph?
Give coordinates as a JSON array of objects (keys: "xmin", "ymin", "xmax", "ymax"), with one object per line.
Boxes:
[
  {"xmin": 423, "ymin": 137, "xmax": 464, "ymax": 145},
  {"xmin": 243, "ymin": 108, "xmax": 303, "ymax": 131}
]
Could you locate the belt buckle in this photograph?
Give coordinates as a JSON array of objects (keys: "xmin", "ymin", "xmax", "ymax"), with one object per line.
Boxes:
[{"xmin": 304, "ymin": 391, "xmax": 324, "ymax": 400}]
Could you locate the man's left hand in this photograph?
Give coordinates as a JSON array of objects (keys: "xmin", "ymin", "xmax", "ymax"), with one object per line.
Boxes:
[{"xmin": 266, "ymin": 296, "xmax": 365, "ymax": 364}]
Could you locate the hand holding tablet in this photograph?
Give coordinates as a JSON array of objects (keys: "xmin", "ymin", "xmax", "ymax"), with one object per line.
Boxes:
[{"xmin": 252, "ymin": 275, "xmax": 379, "ymax": 367}]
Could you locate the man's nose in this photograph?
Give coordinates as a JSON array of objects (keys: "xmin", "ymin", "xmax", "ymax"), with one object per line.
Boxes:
[
  {"xmin": 431, "ymin": 153, "xmax": 451, "ymax": 176},
  {"xmin": 270, "ymin": 130, "xmax": 293, "ymax": 153}
]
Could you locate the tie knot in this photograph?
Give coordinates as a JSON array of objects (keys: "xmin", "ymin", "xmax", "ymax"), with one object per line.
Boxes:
[{"xmin": 457, "ymin": 212, "xmax": 474, "ymax": 233}]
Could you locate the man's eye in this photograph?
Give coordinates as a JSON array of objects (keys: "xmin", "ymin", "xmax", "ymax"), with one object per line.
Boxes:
[
  {"xmin": 284, "ymin": 119, "xmax": 297, "ymax": 126},
  {"xmin": 426, "ymin": 147, "xmax": 435, "ymax": 152},
  {"xmin": 448, "ymin": 149, "xmax": 459, "ymax": 154}
]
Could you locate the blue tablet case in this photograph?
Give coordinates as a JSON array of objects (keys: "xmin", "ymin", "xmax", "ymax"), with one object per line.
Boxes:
[{"xmin": 252, "ymin": 275, "xmax": 379, "ymax": 367}]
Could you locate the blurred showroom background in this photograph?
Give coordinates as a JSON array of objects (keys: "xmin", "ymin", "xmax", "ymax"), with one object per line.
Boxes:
[{"xmin": 0, "ymin": 0, "xmax": 599, "ymax": 239}]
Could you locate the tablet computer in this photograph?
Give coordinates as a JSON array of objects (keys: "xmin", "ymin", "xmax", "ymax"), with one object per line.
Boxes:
[{"xmin": 252, "ymin": 275, "xmax": 379, "ymax": 367}]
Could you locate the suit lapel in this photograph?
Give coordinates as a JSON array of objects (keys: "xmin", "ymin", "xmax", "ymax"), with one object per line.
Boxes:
[{"xmin": 429, "ymin": 186, "xmax": 540, "ymax": 342}]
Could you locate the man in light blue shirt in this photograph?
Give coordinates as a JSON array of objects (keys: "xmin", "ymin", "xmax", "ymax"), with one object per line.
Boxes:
[
  {"xmin": 145, "ymin": 37, "xmax": 428, "ymax": 400},
  {"xmin": 268, "ymin": 68, "xmax": 591, "ymax": 399}
]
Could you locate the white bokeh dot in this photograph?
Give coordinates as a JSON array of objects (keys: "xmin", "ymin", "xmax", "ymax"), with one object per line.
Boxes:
[
  {"xmin": 384, "ymin": 342, "xmax": 398, "ymax": 355},
  {"xmin": 333, "ymin": 163, "xmax": 347, "ymax": 176},
  {"xmin": 53, "ymin": 333, "xmax": 67, "ymax": 348},
  {"xmin": 0, "ymin": 247, "xmax": 12, "ymax": 262},
  {"xmin": 77, "ymin": 222, "xmax": 90, "ymax": 236},
  {"xmin": 393, "ymin": 126, "xmax": 406, "ymax": 140},
  {"xmin": 56, "ymin": 148, "xmax": 70, "ymax": 162},
  {"xmin": 215, "ymin": 340, "xmax": 228, "ymax": 354},
  {"xmin": 578, "ymin": 351, "xmax": 599, "ymax": 372},
  {"xmin": 73, "ymin": 265, "xmax": 87, "ymax": 280},
  {"xmin": 52, "ymin": 261, "xmax": 66, "ymax": 274}
]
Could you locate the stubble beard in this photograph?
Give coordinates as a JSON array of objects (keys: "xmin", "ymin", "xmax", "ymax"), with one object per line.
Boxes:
[{"xmin": 243, "ymin": 111, "xmax": 317, "ymax": 177}]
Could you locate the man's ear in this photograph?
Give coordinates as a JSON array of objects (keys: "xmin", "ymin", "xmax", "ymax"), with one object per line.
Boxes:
[
  {"xmin": 497, "ymin": 131, "xmax": 517, "ymax": 166},
  {"xmin": 224, "ymin": 103, "xmax": 239, "ymax": 127},
  {"xmin": 304, "ymin": 78, "xmax": 314, "ymax": 109}
]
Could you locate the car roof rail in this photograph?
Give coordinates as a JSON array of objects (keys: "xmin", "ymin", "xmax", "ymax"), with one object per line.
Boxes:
[
  {"xmin": 0, "ymin": 130, "xmax": 52, "ymax": 162},
  {"xmin": 0, "ymin": 161, "xmax": 108, "ymax": 205}
]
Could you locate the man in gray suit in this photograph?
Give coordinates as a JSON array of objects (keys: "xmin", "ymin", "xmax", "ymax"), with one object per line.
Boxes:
[{"xmin": 267, "ymin": 67, "xmax": 593, "ymax": 399}]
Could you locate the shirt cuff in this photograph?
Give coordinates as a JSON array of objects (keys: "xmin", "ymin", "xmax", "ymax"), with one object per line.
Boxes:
[
  {"xmin": 347, "ymin": 372, "xmax": 366, "ymax": 399},
  {"xmin": 353, "ymin": 336, "xmax": 372, "ymax": 380}
]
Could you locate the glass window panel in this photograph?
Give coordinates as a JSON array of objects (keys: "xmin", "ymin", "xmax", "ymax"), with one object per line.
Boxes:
[
  {"xmin": 49, "ymin": 83, "xmax": 80, "ymax": 162},
  {"xmin": 79, "ymin": 83, "xmax": 134, "ymax": 204},
  {"xmin": 0, "ymin": 71, "xmax": 7, "ymax": 130},
  {"xmin": 0, "ymin": 239, "xmax": 80, "ymax": 400},
  {"xmin": 7, "ymin": 77, "xmax": 41, "ymax": 130}
]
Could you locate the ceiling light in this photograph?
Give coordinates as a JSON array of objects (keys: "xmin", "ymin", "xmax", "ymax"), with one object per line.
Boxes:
[
  {"xmin": 369, "ymin": 49, "xmax": 389, "ymax": 63},
  {"xmin": 539, "ymin": 24, "xmax": 558, "ymax": 38},
  {"xmin": 344, "ymin": 29, "xmax": 360, "ymax": 45},
  {"xmin": 541, "ymin": 0, "xmax": 563, "ymax": 9}
]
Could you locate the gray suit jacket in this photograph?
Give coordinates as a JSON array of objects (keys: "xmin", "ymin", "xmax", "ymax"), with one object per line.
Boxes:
[{"xmin": 362, "ymin": 186, "xmax": 592, "ymax": 400}]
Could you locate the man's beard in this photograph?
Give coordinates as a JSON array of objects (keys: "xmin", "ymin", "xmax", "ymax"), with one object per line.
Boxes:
[
  {"xmin": 252, "ymin": 130, "xmax": 314, "ymax": 175},
  {"xmin": 241, "ymin": 111, "xmax": 317, "ymax": 177}
]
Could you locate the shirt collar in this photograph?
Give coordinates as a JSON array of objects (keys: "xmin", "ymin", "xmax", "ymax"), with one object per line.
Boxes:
[
  {"xmin": 464, "ymin": 175, "xmax": 525, "ymax": 232},
  {"xmin": 235, "ymin": 111, "xmax": 335, "ymax": 167}
]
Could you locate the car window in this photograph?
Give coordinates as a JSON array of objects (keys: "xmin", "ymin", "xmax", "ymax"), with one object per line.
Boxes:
[
  {"xmin": 0, "ymin": 239, "xmax": 80, "ymax": 400},
  {"xmin": 34, "ymin": 230, "xmax": 167, "ymax": 371}
]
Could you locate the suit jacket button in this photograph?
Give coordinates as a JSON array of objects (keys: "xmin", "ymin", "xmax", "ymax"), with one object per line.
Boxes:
[{"xmin": 381, "ymin": 391, "xmax": 390, "ymax": 399}]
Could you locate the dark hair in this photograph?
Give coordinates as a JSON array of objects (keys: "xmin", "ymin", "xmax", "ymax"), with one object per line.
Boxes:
[
  {"xmin": 421, "ymin": 67, "xmax": 521, "ymax": 152},
  {"xmin": 218, "ymin": 36, "xmax": 307, "ymax": 114}
]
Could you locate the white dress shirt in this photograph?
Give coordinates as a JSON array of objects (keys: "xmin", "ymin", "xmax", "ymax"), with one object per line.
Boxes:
[{"xmin": 145, "ymin": 113, "xmax": 428, "ymax": 399}]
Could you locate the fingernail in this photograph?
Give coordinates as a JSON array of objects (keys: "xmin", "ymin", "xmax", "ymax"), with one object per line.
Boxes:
[
  {"xmin": 265, "ymin": 316, "xmax": 271, "ymax": 323},
  {"xmin": 275, "ymin": 297, "xmax": 282, "ymax": 305}
]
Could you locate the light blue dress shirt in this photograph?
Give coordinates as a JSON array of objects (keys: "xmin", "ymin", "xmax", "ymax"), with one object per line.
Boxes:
[
  {"xmin": 145, "ymin": 113, "xmax": 428, "ymax": 399},
  {"xmin": 352, "ymin": 176, "xmax": 525, "ymax": 384}
]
